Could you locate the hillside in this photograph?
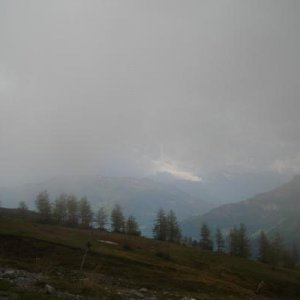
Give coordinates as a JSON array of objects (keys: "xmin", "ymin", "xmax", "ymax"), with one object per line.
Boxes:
[
  {"xmin": 0, "ymin": 176, "xmax": 213, "ymax": 235},
  {"xmin": 0, "ymin": 211, "xmax": 300, "ymax": 299},
  {"xmin": 181, "ymin": 175, "xmax": 300, "ymax": 242}
]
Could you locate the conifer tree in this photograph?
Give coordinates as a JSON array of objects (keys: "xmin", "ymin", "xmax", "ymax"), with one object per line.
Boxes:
[
  {"xmin": 270, "ymin": 232, "xmax": 284, "ymax": 267},
  {"xmin": 111, "ymin": 204, "xmax": 125, "ymax": 233},
  {"xmin": 238, "ymin": 223, "xmax": 250, "ymax": 258},
  {"xmin": 96, "ymin": 207, "xmax": 108, "ymax": 230},
  {"xmin": 35, "ymin": 190, "xmax": 52, "ymax": 223},
  {"xmin": 215, "ymin": 227, "xmax": 225, "ymax": 252},
  {"xmin": 286, "ymin": 243, "xmax": 300, "ymax": 268},
  {"xmin": 200, "ymin": 223, "xmax": 213, "ymax": 250},
  {"xmin": 282, "ymin": 246, "xmax": 299, "ymax": 269},
  {"xmin": 52, "ymin": 194, "xmax": 68, "ymax": 225},
  {"xmin": 79, "ymin": 197, "xmax": 93, "ymax": 228},
  {"xmin": 166, "ymin": 210, "xmax": 181, "ymax": 242},
  {"xmin": 229, "ymin": 226, "xmax": 239, "ymax": 256},
  {"xmin": 66, "ymin": 195, "xmax": 79, "ymax": 227},
  {"xmin": 257, "ymin": 230, "xmax": 271, "ymax": 263},
  {"xmin": 126, "ymin": 215, "xmax": 141, "ymax": 236},
  {"xmin": 229, "ymin": 224, "xmax": 250, "ymax": 258},
  {"xmin": 152, "ymin": 208, "xmax": 167, "ymax": 241}
]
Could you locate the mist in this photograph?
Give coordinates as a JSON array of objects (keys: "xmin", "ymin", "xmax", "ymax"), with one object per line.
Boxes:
[{"xmin": 1, "ymin": 0, "xmax": 300, "ymax": 187}]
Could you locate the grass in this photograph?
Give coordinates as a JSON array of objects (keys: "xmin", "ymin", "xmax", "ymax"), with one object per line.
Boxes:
[{"xmin": 0, "ymin": 214, "xmax": 300, "ymax": 299}]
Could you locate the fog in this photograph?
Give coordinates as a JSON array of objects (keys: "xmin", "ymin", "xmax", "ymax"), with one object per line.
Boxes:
[{"xmin": 1, "ymin": 0, "xmax": 300, "ymax": 186}]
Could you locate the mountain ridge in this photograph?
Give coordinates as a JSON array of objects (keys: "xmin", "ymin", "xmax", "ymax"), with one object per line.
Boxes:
[{"xmin": 181, "ymin": 175, "xmax": 300, "ymax": 243}]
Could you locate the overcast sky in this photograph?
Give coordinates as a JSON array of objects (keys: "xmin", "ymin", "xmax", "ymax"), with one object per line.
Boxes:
[{"xmin": 0, "ymin": 0, "xmax": 300, "ymax": 185}]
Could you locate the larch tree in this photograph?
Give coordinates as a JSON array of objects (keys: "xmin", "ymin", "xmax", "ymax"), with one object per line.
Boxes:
[
  {"xmin": 152, "ymin": 208, "xmax": 167, "ymax": 241},
  {"xmin": 126, "ymin": 215, "xmax": 141, "ymax": 236},
  {"xmin": 110, "ymin": 204, "xmax": 125, "ymax": 233},
  {"xmin": 66, "ymin": 195, "xmax": 79, "ymax": 227},
  {"xmin": 238, "ymin": 223, "xmax": 250, "ymax": 258},
  {"xmin": 229, "ymin": 223, "xmax": 250, "ymax": 258},
  {"xmin": 96, "ymin": 207, "xmax": 108, "ymax": 230},
  {"xmin": 215, "ymin": 227, "xmax": 225, "ymax": 252},
  {"xmin": 257, "ymin": 230, "xmax": 271, "ymax": 263},
  {"xmin": 79, "ymin": 197, "xmax": 93, "ymax": 228},
  {"xmin": 229, "ymin": 226, "xmax": 239, "ymax": 256},
  {"xmin": 270, "ymin": 232, "xmax": 284, "ymax": 267},
  {"xmin": 35, "ymin": 190, "xmax": 52, "ymax": 223},
  {"xmin": 166, "ymin": 210, "xmax": 181, "ymax": 242},
  {"xmin": 52, "ymin": 194, "xmax": 68, "ymax": 225},
  {"xmin": 200, "ymin": 223, "xmax": 213, "ymax": 250}
]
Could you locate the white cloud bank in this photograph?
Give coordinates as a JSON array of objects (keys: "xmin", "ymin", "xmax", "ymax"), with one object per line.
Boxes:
[
  {"xmin": 271, "ymin": 153, "xmax": 300, "ymax": 174},
  {"xmin": 151, "ymin": 159, "xmax": 202, "ymax": 182}
]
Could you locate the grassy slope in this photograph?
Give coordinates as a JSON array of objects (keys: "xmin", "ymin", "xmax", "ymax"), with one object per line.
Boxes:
[{"xmin": 0, "ymin": 215, "xmax": 300, "ymax": 299}]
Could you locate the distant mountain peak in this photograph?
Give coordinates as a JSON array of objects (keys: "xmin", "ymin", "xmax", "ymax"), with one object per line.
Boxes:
[{"xmin": 181, "ymin": 175, "xmax": 300, "ymax": 242}]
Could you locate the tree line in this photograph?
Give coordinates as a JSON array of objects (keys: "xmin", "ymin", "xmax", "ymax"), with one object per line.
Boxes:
[
  {"xmin": 152, "ymin": 208, "xmax": 181, "ymax": 242},
  {"xmin": 20, "ymin": 191, "xmax": 299, "ymax": 268},
  {"xmin": 257, "ymin": 230, "xmax": 298, "ymax": 268},
  {"xmin": 34, "ymin": 190, "xmax": 141, "ymax": 236},
  {"xmin": 183, "ymin": 222, "xmax": 298, "ymax": 269}
]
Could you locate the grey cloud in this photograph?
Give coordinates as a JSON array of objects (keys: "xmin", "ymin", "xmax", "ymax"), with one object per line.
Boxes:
[{"xmin": 0, "ymin": 0, "xmax": 300, "ymax": 185}]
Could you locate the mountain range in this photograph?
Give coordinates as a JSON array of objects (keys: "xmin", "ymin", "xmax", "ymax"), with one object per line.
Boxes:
[{"xmin": 0, "ymin": 173, "xmax": 296, "ymax": 237}]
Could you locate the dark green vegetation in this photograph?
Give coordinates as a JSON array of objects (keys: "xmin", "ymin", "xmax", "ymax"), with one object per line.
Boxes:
[
  {"xmin": 152, "ymin": 209, "xmax": 181, "ymax": 242},
  {"xmin": 34, "ymin": 192, "xmax": 141, "ymax": 237},
  {"xmin": 0, "ymin": 210, "xmax": 300, "ymax": 299}
]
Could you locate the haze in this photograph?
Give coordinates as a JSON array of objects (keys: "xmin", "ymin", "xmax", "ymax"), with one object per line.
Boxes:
[{"xmin": 1, "ymin": 0, "xmax": 300, "ymax": 187}]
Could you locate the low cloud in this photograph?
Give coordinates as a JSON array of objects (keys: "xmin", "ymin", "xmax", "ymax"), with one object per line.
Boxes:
[
  {"xmin": 0, "ymin": 1, "xmax": 300, "ymax": 186},
  {"xmin": 271, "ymin": 154, "xmax": 300, "ymax": 174},
  {"xmin": 151, "ymin": 159, "xmax": 202, "ymax": 182}
]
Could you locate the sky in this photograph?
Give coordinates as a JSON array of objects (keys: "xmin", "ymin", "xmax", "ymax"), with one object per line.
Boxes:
[{"xmin": 0, "ymin": 0, "xmax": 300, "ymax": 186}]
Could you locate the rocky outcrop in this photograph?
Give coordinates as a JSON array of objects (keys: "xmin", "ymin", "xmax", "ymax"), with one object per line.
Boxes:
[
  {"xmin": 0, "ymin": 268, "xmax": 43, "ymax": 288},
  {"xmin": 0, "ymin": 268, "xmax": 82, "ymax": 299}
]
